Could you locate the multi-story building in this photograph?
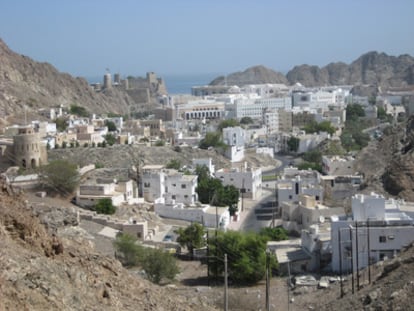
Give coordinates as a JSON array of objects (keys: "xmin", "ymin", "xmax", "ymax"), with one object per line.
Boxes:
[
  {"xmin": 331, "ymin": 193, "xmax": 414, "ymax": 273},
  {"xmin": 226, "ymin": 97, "xmax": 292, "ymax": 120},
  {"xmin": 140, "ymin": 119, "xmax": 165, "ymax": 139},
  {"xmin": 141, "ymin": 165, "xmax": 198, "ymax": 205},
  {"xmin": 176, "ymin": 99, "xmax": 226, "ymax": 121},
  {"xmin": 222, "ymin": 126, "xmax": 245, "ymax": 162},
  {"xmin": 277, "ymin": 167, "xmax": 324, "ymax": 206},
  {"xmin": 215, "ymin": 165, "xmax": 262, "ymax": 200}
]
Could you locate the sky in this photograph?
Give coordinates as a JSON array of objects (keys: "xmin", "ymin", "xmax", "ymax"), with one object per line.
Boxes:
[{"xmin": 1, "ymin": 0, "xmax": 413, "ymax": 78}]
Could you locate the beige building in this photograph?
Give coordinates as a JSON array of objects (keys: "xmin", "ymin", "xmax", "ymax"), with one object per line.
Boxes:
[{"xmin": 13, "ymin": 125, "xmax": 47, "ymax": 168}]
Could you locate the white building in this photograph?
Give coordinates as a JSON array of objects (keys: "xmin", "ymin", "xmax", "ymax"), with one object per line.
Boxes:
[
  {"xmin": 142, "ymin": 165, "xmax": 198, "ymax": 205},
  {"xmin": 331, "ymin": 193, "xmax": 414, "ymax": 273},
  {"xmin": 277, "ymin": 167, "xmax": 324, "ymax": 205},
  {"xmin": 154, "ymin": 200, "xmax": 230, "ymax": 229},
  {"xmin": 293, "ymin": 91, "xmax": 337, "ymax": 110},
  {"xmin": 76, "ymin": 178, "xmax": 137, "ymax": 207},
  {"xmin": 215, "ymin": 165, "xmax": 262, "ymax": 200},
  {"xmin": 164, "ymin": 170, "xmax": 198, "ymax": 205},
  {"xmin": 222, "ymin": 126, "xmax": 245, "ymax": 162},
  {"xmin": 322, "ymin": 155, "xmax": 355, "ymax": 176},
  {"xmin": 280, "ymin": 194, "xmax": 344, "ymax": 233},
  {"xmin": 226, "ymin": 96, "xmax": 292, "ymax": 120}
]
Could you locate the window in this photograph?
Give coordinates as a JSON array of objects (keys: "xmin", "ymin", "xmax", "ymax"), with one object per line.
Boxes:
[
  {"xmin": 181, "ymin": 184, "xmax": 186, "ymax": 189},
  {"xmin": 289, "ymin": 195, "xmax": 292, "ymax": 200},
  {"xmin": 144, "ymin": 182, "xmax": 150, "ymax": 188},
  {"xmin": 184, "ymin": 195, "xmax": 188, "ymax": 199},
  {"xmin": 379, "ymin": 236, "xmax": 386, "ymax": 243},
  {"xmin": 172, "ymin": 195, "xmax": 176, "ymax": 200}
]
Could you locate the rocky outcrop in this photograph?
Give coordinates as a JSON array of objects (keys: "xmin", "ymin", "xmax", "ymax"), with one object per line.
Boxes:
[
  {"xmin": 0, "ymin": 38, "xmax": 136, "ymax": 123},
  {"xmin": 0, "ymin": 177, "xmax": 216, "ymax": 311},
  {"xmin": 287, "ymin": 51, "xmax": 414, "ymax": 87},
  {"xmin": 209, "ymin": 52, "xmax": 414, "ymax": 88},
  {"xmin": 209, "ymin": 65, "xmax": 288, "ymax": 86}
]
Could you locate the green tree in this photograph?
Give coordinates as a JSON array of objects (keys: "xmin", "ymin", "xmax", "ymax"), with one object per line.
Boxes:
[
  {"xmin": 199, "ymin": 132, "xmax": 225, "ymax": 149},
  {"xmin": 55, "ymin": 117, "xmax": 68, "ymax": 132},
  {"xmin": 208, "ymin": 231, "xmax": 277, "ymax": 285},
  {"xmin": 155, "ymin": 140, "xmax": 165, "ymax": 146},
  {"xmin": 141, "ymin": 248, "xmax": 179, "ymax": 284},
  {"xmin": 287, "ymin": 136, "xmax": 299, "ymax": 153},
  {"xmin": 94, "ymin": 198, "xmax": 116, "ymax": 215},
  {"xmin": 377, "ymin": 106, "xmax": 387, "ymax": 120},
  {"xmin": 218, "ymin": 119, "xmax": 239, "ymax": 132},
  {"xmin": 105, "ymin": 133, "xmax": 116, "ymax": 146},
  {"xmin": 166, "ymin": 159, "xmax": 181, "ymax": 170},
  {"xmin": 259, "ymin": 227, "xmax": 289, "ymax": 241},
  {"xmin": 302, "ymin": 150, "xmax": 322, "ymax": 164},
  {"xmin": 105, "ymin": 120, "xmax": 117, "ymax": 132},
  {"xmin": 113, "ymin": 233, "xmax": 143, "ymax": 266},
  {"xmin": 175, "ymin": 223, "xmax": 206, "ymax": 254},
  {"xmin": 346, "ymin": 103, "xmax": 365, "ymax": 121},
  {"xmin": 195, "ymin": 164, "xmax": 211, "ymax": 182},
  {"xmin": 40, "ymin": 160, "xmax": 79, "ymax": 195},
  {"xmin": 240, "ymin": 116, "xmax": 254, "ymax": 125},
  {"xmin": 298, "ymin": 162, "xmax": 322, "ymax": 173},
  {"xmin": 70, "ymin": 104, "xmax": 89, "ymax": 117},
  {"xmin": 317, "ymin": 120, "xmax": 336, "ymax": 135},
  {"xmin": 222, "ymin": 185, "xmax": 239, "ymax": 215}
]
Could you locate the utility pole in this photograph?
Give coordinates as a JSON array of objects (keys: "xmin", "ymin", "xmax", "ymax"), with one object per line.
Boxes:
[
  {"xmin": 349, "ymin": 226, "xmax": 354, "ymax": 294},
  {"xmin": 287, "ymin": 260, "xmax": 291, "ymax": 311},
  {"xmin": 356, "ymin": 221, "xmax": 360, "ymax": 290},
  {"xmin": 265, "ymin": 251, "xmax": 270, "ymax": 311},
  {"xmin": 367, "ymin": 219, "xmax": 371, "ymax": 284},
  {"xmin": 224, "ymin": 254, "xmax": 228, "ymax": 311},
  {"xmin": 339, "ymin": 228, "xmax": 344, "ymax": 298},
  {"xmin": 207, "ymin": 230, "xmax": 210, "ymax": 286}
]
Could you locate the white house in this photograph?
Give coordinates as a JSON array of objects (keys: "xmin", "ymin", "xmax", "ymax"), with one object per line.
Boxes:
[
  {"xmin": 277, "ymin": 167, "xmax": 324, "ymax": 205},
  {"xmin": 76, "ymin": 178, "xmax": 138, "ymax": 207},
  {"xmin": 331, "ymin": 192, "xmax": 414, "ymax": 273},
  {"xmin": 322, "ymin": 155, "xmax": 355, "ymax": 176},
  {"xmin": 142, "ymin": 165, "xmax": 198, "ymax": 205},
  {"xmin": 280, "ymin": 194, "xmax": 345, "ymax": 233},
  {"xmin": 215, "ymin": 165, "xmax": 262, "ymax": 200},
  {"xmin": 154, "ymin": 200, "xmax": 230, "ymax": 229},
  {"xmin": 222, "ymin": 126, "xmax": 245, "ymax": 162},
  {"xmin": 164, "ymin": 169, "xmax": 198, "ymax": 205}
]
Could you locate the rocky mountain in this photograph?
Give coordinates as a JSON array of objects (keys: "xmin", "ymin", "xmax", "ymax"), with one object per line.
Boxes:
[
  {"xmin": 209, "ymin": 52, "xmax": 414, "ymax": 88},
  {"xmin": 287, "ymin": 51, "xmax": 414, "ymax": 87},
  {"xmin": 209, "ymin": 65, "xmax": 289, "ymax": 86},
  {"xmin": 0, "ymin": 38, "xmax": 135, "ymax": 124}
]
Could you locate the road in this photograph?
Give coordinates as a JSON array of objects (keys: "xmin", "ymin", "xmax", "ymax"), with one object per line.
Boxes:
[{"xmin": 237, "ymin": 154, "xmax": 294, "ymax": 232}]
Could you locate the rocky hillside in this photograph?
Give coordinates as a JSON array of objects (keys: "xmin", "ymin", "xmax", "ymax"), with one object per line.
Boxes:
[
  {"xmin": 287, "ymin": 51, "xmax": 414, "ymax": 87},
  {"xmin": 209, "ymin": 52, "xmax": 414, "ymax": 88},
  {"xmin": 0, "ymin": 176, "xmax": 216, "ymax": 311},
  {"xmin": 0, "ymin": 38, "xmax": 135, "ymax": 123},
  {"xmin": 353, "ymin": 115, "xmax": 414, "ymax": 201},
  {"xmin": 209, "ymin": 65, "xmax": 289, "ymax": 86}
]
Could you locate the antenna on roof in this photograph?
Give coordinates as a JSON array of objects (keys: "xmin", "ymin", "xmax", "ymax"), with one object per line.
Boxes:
[{"xmin": 224, "ymin": 75, "xmax": 227, "ymax": 87}]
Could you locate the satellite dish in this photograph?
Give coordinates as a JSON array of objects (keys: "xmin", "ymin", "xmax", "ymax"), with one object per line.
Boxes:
[{"xmin": 319, "ymin": 216, "xmax": 325, "ymax": 223}]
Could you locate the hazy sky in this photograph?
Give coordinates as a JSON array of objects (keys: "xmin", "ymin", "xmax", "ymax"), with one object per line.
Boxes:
[{"xmin": 1, "ymin": 0, "xmax": 413, "ymax": 78}]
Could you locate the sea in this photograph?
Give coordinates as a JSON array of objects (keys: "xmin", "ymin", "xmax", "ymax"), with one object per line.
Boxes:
[{"xmin": 86, "ymin": 73, "xmax": 221, "ymax": 95}]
